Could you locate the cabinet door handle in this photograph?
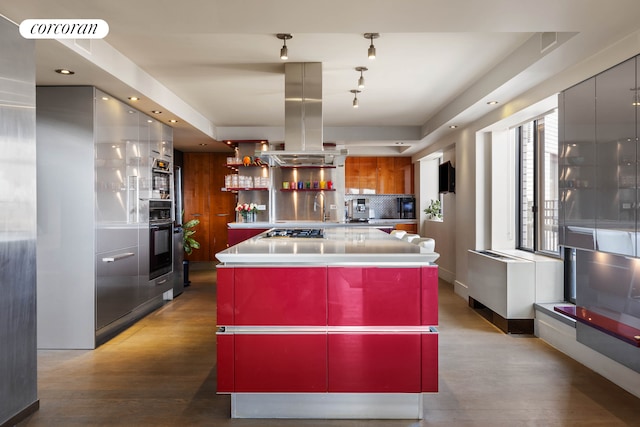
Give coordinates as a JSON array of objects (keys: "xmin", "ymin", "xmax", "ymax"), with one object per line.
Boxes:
[
  {"xmin": 156, "ymin": 279, "xmax": 168, "ymax": 285},
  {"xmin": 191, "ymin": 213, "xmax": 202, "ymax": 217},
  {"xmin": 216, "ymin": 213, "xmax": 229, "ymax": 217},
  {"xmin": 102, "ymin": 252, "xmax": 135, "ymax": 263}
]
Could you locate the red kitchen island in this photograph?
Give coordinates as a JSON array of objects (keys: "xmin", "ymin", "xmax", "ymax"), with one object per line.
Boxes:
[{"xmin": 215, "ymin": 227, "xmax": 439, "ymax": 419}]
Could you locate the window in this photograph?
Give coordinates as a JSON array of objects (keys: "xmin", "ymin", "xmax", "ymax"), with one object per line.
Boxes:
[{"xmin": 515, "ymin": 109, "xmax": 559, "ymax": 254}]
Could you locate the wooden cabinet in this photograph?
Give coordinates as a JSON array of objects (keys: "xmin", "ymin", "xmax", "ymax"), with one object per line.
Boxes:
[
  {"xmin": 394, "ymin": 157, "xmax": 414, "ymax": 194},
  {"xmin": 376, "ymin": 157, "xmax": 395, "ymax": 194},
  {"xmin": 345, "ymin": 156, "xmax": 414, "ymax": 194},
  {"xmin": 395, "ymin": 223, "xmax": 417, "ymax": 234},
  {"xmin": 183, "ymin": 153, "xmax": 236, "ymax": 261}
]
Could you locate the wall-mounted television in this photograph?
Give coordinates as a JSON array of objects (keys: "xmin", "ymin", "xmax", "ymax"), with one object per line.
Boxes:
[{"xmin": 439, "ymin": 161, "xmax": 455, "ymax": 193}]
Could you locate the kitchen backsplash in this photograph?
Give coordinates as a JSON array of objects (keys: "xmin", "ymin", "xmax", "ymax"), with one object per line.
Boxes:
[{"xmin": 345, "ymin": 194, "xmax": 414, "ymax": 219}]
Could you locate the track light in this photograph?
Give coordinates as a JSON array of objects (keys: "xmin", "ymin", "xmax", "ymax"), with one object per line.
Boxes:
[
  {"xmin": 350, "ymin": 89, "xmax": 361, "ymax": 108},
  {"xmin": 364, "ymin": 33, "xmax": 379, "ymax": 59},
  {"xmin": 277, "ymin": 33, "xmax": 292, "ymax": 60},
  {"xmin": 356, "ymin": 66, "xmax": 368, "ymax": 89}
]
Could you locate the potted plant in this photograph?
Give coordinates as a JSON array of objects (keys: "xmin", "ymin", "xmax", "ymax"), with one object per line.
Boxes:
[
  {"xmin": 424, "ymin": 199, "xmax": 442, "ymax": 220},
  {"xmin": 183, "ymin": 217, "xmax": 201, "ymax": 255},
  {"xmin": 182, "ymin": 215, "xmax": 200, "ymax": 286}
]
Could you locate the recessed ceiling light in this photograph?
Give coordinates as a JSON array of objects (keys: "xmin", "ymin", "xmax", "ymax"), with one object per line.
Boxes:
[
  {"xmin": 151, "ymin": 110, "xmax": 162, "ymax": 114},
  {"xmin": 199, "ymin": 143, "xmax": 208, "ymax": 146},
  {"xmin": 55, "ymin": 68, "xmax": 74, "ymax": 75},
  {"xmin": 487, "ymin": 100, "xmax": 499, "ymax": 105},
  {"xmin": 449, "ymin": 125, "xmax": 458, "ymax": 129},
  {"xmin": 169, "ymin": 119, "xmax": 178, "ymax": 123},
  {"xmin": 226, "ymin": 141, "xmax": 233, "ymax": 145},
  {"xmin": 394, "ymin": 142, "xmax": 404, "ymax": 145},
  {"xmin": 101, "ymin": 96, "xmax": 109, "ymax": 101},
  {"xmin": 147, "ymin": 119, "xmax": 153, "ymax": 123},
  {"xmin": 128, "ymin": 110, "xmax": 135, "ymax": 114},
  {"xmin": 128, "ymin": 96, "xmax": 140, "ymax": 101}
]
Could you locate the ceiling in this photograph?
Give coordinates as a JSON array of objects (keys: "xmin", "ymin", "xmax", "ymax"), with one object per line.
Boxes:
[{"xmin": 3, "ymin": 0, "xmax": 640, "ymax": 155}]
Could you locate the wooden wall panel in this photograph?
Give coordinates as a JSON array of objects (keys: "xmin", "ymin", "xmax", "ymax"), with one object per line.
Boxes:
[{"xmin": 183, "ymin": 152, "xmax": 235, "ymax": 261}]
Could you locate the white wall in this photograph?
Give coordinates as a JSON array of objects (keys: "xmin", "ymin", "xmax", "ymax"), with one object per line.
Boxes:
[
  {"xmin": 420, "ymin": 150, "xmax": 456, "ymax": 283},
  {"xmin": 491, "ymin": 129, "xmax": 517, "ymax": 249}
]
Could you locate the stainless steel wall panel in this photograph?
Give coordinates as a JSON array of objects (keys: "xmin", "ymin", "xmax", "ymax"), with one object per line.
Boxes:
[
  {"xmin": 0, "ymin": 15, "xmax": 38, "ymax": 425},
  {"xmin": 284, "ymin": 63, "xmax": 323, "ymax": 152},
  {"xmin": 36, "ymin": 86, "xmax": 97, "ymax": 349}
]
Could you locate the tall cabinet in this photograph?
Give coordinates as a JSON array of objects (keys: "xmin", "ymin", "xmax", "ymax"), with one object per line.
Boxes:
[
  {"xmin": 559, "ymin": 57, "xmax": 638, "ymax": 256},
  {"xmin": 37, "ymin": 86, "xmax": 174, "ymax": 349},
  {"xmin": 183, "ymin": 152, "xmax": 236, "ymax": 261}
]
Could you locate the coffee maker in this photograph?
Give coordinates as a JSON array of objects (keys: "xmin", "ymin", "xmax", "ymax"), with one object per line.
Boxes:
[{"xmin": 350, "ymin": 198, "xmax": 370, "ymax": 222}]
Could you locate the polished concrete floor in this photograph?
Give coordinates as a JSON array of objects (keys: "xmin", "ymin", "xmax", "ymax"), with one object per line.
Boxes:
[{"xmin": 19, "ymin": 266, "xmax": 639, "ymax": 426}]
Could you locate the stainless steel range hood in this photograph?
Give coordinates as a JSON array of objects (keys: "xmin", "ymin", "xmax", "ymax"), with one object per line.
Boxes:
[{"xmin": 259, "ymin": 62, "xmax": 347, "ymax": 166}]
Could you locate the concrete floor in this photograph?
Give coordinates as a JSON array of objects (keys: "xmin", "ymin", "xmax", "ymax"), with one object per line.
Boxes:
[{"xmin": 18, "ymin": 266, "xmax": 639, "ymax": 426}]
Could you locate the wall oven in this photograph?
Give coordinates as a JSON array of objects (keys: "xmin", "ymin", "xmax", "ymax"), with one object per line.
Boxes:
[{"xmin": 149, "ymin": 200, "xmax": 173, "ymax": 279}]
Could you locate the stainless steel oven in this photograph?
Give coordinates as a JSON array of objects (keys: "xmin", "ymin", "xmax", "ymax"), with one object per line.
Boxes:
[{"xmin": 149, "ymin": 200, "xmax": 172, "ymax": 279}]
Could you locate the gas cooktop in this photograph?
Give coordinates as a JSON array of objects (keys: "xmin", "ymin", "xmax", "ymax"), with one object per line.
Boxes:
[{"xmin": 264, "ymin": 228, "xmax": 325, "ymax": 238}]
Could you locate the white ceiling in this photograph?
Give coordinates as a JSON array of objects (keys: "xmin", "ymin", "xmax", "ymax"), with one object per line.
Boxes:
[{"xmin": 3, "ymin": 0, "xmax": 640, "ymax": 155}]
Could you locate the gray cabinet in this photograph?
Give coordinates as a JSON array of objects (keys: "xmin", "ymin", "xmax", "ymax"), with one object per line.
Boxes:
[
  {"xmin": 37, "ymin": 86, "xmax": 174, "ymax": 349},
  {"xmin": 560, "ymin": 77, "xmax": 596, "ymax": 250},
  {"xmin": 595, "ymin": 58, "xmax": 637, "ymax": 256},
  {"xmin": 560, "ymin": 56, "xmax": 640, "ymax": 256}
]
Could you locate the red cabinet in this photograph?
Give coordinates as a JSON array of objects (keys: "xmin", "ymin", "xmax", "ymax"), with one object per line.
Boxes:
[
  {"xmin": 421, "ymin": 333, "xmax": 438, "ymax": 392},
  {"xmin": 328, "ymin": 333, "xmax": 421, "ymax": 392},
  {"xmin": 328, "ymin": 267, "xmax": 420, "ymax": 326},
  {"xmin": 216, "ymin": 265, "xmax": 438, "ymax": 395},
  {"xmin": 216, "ymin": 334, "xmax": 234, "ymax": 393},
  {"xmin": 227, "ymin": 227, "xmax": 268, "ymax": 247},
  {"xmin": 216, "ymin": 266, "xmax": 234, "ymax": 325},
  {"xmin": 234, "ymin": 267, "xmax": 327, "ymax": 326},
  {"xmin": 421, "ymin": 266, "xmax": 439, "ymax": 326},
  {"xmin": 234, "ymin": 334, "xmax": 327, "ymax": 392}
]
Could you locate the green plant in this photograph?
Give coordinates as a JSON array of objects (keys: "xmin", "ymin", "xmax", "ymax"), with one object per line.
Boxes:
[
  {"xmin": 424, "ymin": 199, "xmax": 442, "ymax": 220},
  {"xmin": 183, "ymin": 216, "xmax": 201, "ymax": 255}
]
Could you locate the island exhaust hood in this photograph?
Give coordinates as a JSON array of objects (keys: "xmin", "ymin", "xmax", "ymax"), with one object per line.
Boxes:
[{"xmin": 258, "ymin": 62, "xmax": 347, "ymax": 166}]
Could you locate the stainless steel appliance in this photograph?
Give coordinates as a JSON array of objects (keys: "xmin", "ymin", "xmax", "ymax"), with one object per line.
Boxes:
[
  {"xmin": 351, "ymin": 198, "xmax": 370, "ymax": 221},
  {"xmin": 264, "ymin": 229, "xmax": 325, "ymax": 238},
  {"xmin": 397, "ymin": 197, "xmax": 416, "ymax": 219},
  {"xmin": 149, "ymin": 200, "xmax": 173, "ymax": 279},
  {"xmin": 152, "ymin": 158, "xmax": 171, "ymax": 199}
]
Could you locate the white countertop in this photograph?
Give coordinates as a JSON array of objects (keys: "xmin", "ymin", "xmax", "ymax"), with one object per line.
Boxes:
[
  {"xmin": 227, "ymin": 219, "xmax": 415, "ymax": 229},
  {"xmin": 216, "ymin": 227, "xmax": 439, "ymax": 265}
]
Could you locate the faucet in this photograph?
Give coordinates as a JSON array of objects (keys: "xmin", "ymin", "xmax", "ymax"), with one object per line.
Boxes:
[{"xmin": 313, "ymin": 192, "xmax": 328, "ymax": 222}]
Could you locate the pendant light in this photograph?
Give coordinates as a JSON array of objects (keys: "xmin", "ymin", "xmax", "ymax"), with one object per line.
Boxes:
[
  {"xmin": 277, "ymin": 33, "xmax": 292, "ymax": 60},
  {"xmin": 350, "ymin": 89, "xmax": 361, "ymax": 108},
  {"xmin": 356, "ymin": 67, "xmax": 368, "ymax": 89},
  {"xmin": 364, "ymin": 33, "xmax": 380, "ymax": 59}
]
